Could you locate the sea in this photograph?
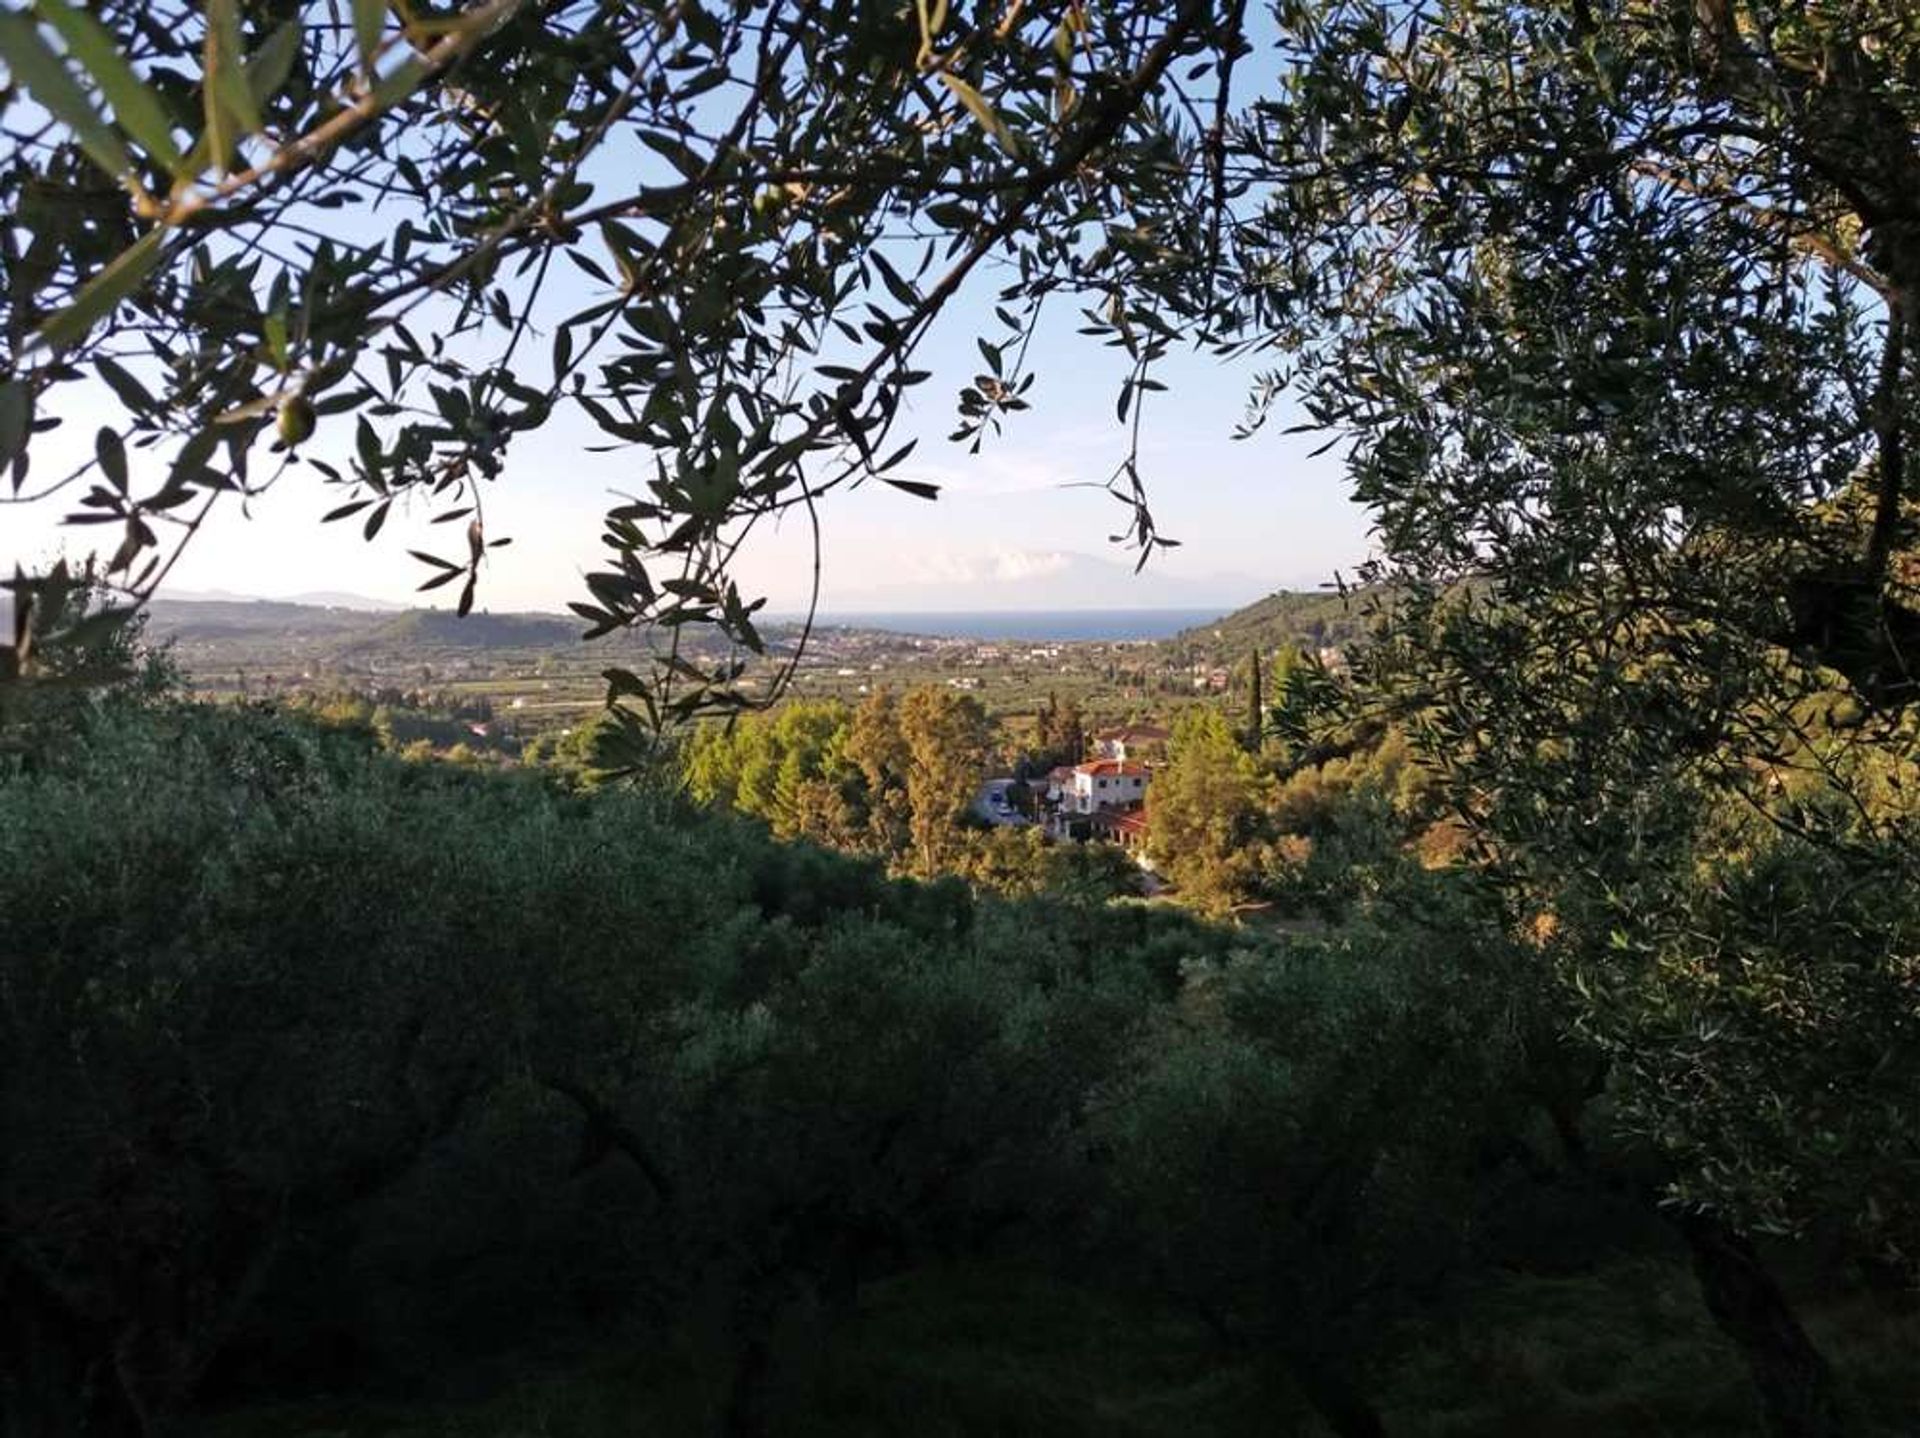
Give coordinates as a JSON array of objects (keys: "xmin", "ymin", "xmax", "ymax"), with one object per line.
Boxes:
[{"xmin": 804, "ymin": 609, "xmax": 1224, "ymax": 642}]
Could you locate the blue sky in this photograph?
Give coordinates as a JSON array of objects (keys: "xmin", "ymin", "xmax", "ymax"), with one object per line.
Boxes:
[
  {"xmin": 4, "ymin": 8, "xmax": 1377, "ymax": 616},
  {"xmin": 7, "ymin": 297, "xmax": 1374, "ymax": 613}
]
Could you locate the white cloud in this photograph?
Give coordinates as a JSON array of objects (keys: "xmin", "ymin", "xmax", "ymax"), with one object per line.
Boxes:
[
  {"xmin": 990, "ymin": 548, "xmax": 1072, "ymax": 580},
  {"xmin": 886, "ymin": 547, "xmax": 1076, "ymax": 586}
]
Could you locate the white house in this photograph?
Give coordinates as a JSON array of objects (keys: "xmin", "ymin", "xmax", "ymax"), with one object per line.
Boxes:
[{"xmin": 1065, "ymin": 759, "xmax": 1148, "ymax": 815}]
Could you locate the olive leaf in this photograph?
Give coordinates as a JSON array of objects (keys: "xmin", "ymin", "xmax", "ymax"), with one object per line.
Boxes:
[
  {"xmin": 37, "ymin": 0, "xmax": 185, "ymax": 173},
  {"xmin": 0, "ymin": 9, "xmax": 131, "ymax": 179},
  {"xmin": 939, "ymin": 72, "xmax": 1021, "ymax": 158},
  {"xmin": 35, "ymin": 228, "xmax": 167, "ymax": 350}
]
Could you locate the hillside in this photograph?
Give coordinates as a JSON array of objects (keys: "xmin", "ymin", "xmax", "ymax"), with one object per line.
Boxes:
[
  {"xmin": 1170, "ymin": 586, "xmax": 1378, "ymax": 660},
  {"xmin": 147, "ymin": 599, "xmax": 594, "ymax": 654},
  {"xmin": 143, "ymin": 598, "xmax": 808, "ymax": 663},
  {"xmin": 343, "ymin": 608, "xmax": 587, "ymax": 654}
]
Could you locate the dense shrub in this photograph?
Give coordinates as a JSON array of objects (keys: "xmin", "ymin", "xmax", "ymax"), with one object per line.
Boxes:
[
  {"xmin": 12, "ymin": 699, "xmax": 1895, "ymax": 1438},
  {"xmin": 0, "ymin": 704, "xmax": 1169, "ymax": 1434},
  {"xmin": 1096, "ymin": 865, "xmax": 1541, "ymax": 1437}
]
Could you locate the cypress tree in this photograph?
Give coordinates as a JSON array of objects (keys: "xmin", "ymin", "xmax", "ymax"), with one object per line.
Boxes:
[{"xmin": 1244, "ymin": 649, "xmax": 1264, "ymax": 753}]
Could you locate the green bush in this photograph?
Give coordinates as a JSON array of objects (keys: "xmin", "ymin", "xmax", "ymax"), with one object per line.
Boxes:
[
  {"xmin": 10, "ymin": 700, "xmax": 1902, "ymax": 1438},
  {"xmin": 0, "ymin": 703, "xmax": 1160, "ymax": 1433}
]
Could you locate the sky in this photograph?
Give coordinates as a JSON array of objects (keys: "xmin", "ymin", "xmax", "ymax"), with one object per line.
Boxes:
[
  {"xmin": 3, "ymin": 12, "xmax": 1377, "ymax": 618},
  {"xmin": 6, "ymin": 303, "xmax": 1373, "ymax": 614}
]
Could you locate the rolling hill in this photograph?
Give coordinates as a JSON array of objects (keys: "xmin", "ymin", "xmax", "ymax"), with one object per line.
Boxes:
[{"xmin": 1170, "ymin": 585, "xmax": 1381, "ymax": 660}]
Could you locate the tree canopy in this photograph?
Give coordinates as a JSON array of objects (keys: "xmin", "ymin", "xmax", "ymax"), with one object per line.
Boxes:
[
  {"xmin": 1217, "ymin": 0, "xmax": 1920, "ymax": 1251},
  {"xmin": 9, "ymin": 1, "xmax": 1911, "ymax": 720},
  {"xmin": 0, "ymin": 0, "xmax": 1244, "ymax": 719}
]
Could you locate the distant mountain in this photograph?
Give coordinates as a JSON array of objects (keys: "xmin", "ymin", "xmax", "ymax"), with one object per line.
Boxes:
[
  {"xmin": 285, "ymin": 590, "xmax": 406, "ymax": 611},
  {"xmin": 823, "ymin": 549, "xmax": 1266, "ymax": 614},
  {"xmin": 161, "ymin": 587, "xmax": 404, "ymax": 611},
  {"xmin": 145, "ymin": 599, "xmax": 590, "ymax": 654},
  {"xmin": 146, "ymin": 598, "xmax": 385, "ymax": 642}
]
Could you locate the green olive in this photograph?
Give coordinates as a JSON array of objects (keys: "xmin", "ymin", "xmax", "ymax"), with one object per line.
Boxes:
[{"xmin": 277, "ymin": 395, "xmax": 316, "ymax": 447}]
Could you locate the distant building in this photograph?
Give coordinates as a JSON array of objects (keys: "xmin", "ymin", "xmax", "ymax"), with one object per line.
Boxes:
[
  {"xmin": 1064, "ymin": 759, "xmax": 1148, "ymax": 816},
  {"xmin": 1040, "ymin": 759, "xmax": 1151, "ymax": 844},
  {"xmin": 1089, "ymin": 807, "xmax": 1150, "ymax": 853},
  {"xmin": 1092, "ymin": 724, "xmax": 1171, "ymax": 764}
]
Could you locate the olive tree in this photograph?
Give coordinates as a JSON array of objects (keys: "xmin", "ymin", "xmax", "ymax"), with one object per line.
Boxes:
[{"xmin": 1213, "ymin": 3, "xmax": 1920, "ymax": 1432}]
